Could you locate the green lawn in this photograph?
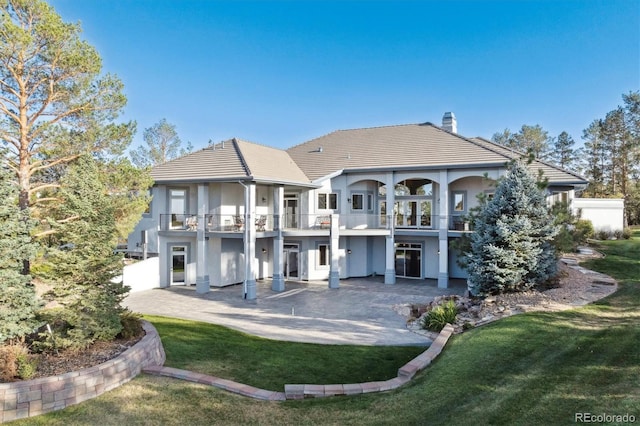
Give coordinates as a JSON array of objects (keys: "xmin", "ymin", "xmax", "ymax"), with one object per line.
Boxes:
[
  {"xmin": 147, "ymin": 314, "xmax": 425, "ymax": 391},
  {"xmin": 17, "ymin": 232, "xmax": 640, "ymax": 425}
]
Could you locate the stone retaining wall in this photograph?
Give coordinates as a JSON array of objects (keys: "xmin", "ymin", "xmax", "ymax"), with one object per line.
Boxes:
[
  {"xmin": 0, "ymin": 321, "xmax": 165, "ymax": 423},
  {"xmin": 143, "ymin": 323, "xmax": 456, "ymax": 401}
]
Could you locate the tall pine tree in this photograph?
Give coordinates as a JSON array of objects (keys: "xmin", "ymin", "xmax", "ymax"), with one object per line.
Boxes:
[{"xmin": 466, "ymin": 160, "xmax": 558, "ymax": 296}]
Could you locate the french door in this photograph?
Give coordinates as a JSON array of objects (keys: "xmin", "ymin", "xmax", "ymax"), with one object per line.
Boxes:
[{"xmin": 395, "ymin": 243, "xmax": 422, "ymax": 278}]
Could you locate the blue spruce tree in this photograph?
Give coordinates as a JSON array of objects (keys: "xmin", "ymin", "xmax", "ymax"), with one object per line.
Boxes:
[{"xmin": 467, "ymin": 160, "xmax": 558, "ymax": 296}]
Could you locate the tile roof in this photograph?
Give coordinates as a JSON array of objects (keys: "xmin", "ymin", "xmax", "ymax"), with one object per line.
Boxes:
[
  {"xmin": 150, "ymin": 123, "xmax": 587, "ymax": 188},
  {"xmin": 286, "ymin": 123, "xmax": 512, "ymax": 180},
  {"xmin": 287, "ymin": 123, "xmax": 586, "ymax": 185},
  {"xmin": 151, "ymin": 139, "xmax": 311, "ymax": 184}
]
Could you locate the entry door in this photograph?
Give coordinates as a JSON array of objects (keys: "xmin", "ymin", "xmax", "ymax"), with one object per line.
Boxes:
[
  {"xmin": 283, "ymin": 244, "xmax": 300, "ymax": 279},
  {"xmin": 284, "ymin": 197, "xmax": 298, "ymax": 229},
  {"xmin": 171, "ymin": 246, "xmax": 187, "ymax": 285},
  {"xmin": 395, "ymin": 243, "xmax": 421, "ymax": 278}
]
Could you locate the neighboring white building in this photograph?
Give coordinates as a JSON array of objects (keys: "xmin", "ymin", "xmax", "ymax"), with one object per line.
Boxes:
[
  {"xmin": 127, "ymin": 113, "xmax": 588, "ymax": 298},
  {"xmin": 572, "ymin": 198, "xmax": 624, "ymax": 233}
]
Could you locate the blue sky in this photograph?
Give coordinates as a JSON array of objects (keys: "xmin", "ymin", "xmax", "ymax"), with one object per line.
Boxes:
[{"xmin": 50, "ymin": 0, "xmax": 639, "ymax": 152}]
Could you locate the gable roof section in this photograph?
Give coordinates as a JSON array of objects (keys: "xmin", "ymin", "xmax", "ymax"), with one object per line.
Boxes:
[
  {"xmin": 151, "ymin": 139, "xmax": 311, "ymax": 185},
  {"xmin": 287, "ymin": 123, "xmax": 586, "ymax": 185}
]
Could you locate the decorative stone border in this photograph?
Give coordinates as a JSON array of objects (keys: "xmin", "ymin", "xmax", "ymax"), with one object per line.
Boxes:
[
  {"xmin": 0, "ymin": 321, "xmax": 165, "ymax": 423},
  {"xmin": 143, "ymin": 324, "xmax": 455, "ymax": 400}
]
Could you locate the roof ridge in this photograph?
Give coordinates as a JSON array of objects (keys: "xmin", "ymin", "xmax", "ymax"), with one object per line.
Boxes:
[{"xmin": 232, "ymin": 138, "xmax": 252, "ymax": 176}]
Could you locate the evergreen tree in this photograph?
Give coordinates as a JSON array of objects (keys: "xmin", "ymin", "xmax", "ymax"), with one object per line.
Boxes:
[
  {"xmin": 492, "ymin": 125, "xmax": 551, "ymax": 159},
  {"xmin": 466, "ymin": 160, "xmax": 558, "ymax": 296},
  {"xmin": 40, "ymin": 155, "xmax": 128, "ymax": 349},
  {"xmin": 130, "ymin": 118, "xmax": 191, "ymax": 168},
  {"xmin": 0, "ymin": 160, "xmax": 41, "ymax": 343},
  {"xmin": 549, "ymin": 131, "xmax": 581, "ymax": 172}
]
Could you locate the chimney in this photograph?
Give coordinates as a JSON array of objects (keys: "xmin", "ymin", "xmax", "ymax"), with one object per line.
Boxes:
[{"xmin": 442, "ymin": 112, "xmax": 457, "ymax": 133}]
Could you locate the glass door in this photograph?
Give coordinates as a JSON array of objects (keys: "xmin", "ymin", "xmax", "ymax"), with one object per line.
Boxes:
[
  {"xmin": 171, "ymin": 246, "xmax": 187, "ymax": 285},
  {"xmin": 283, "ymin": 243, "xmax": 300, "ymax": 279},
  {"xmin": 284, "ymin": 197, "xmax": 298, "ymax": 229},
  {"xmin": 394, "ymin": 243, "xmax": 422, "ymax": 278}
]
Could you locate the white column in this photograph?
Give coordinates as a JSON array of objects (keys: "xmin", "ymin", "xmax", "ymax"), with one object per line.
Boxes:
[
  {"xmin": 272, "ymin": 185, "xmax": 285, "ymax": 292},
  {"xmin": 244, "ymin": 183, "xmax": 257, "ymax": 299},
  {"xmin": 196, "ymin": 183, "xmax": 210, "ymax": 294},
  {"xmin": 384, "ymin": 171, "xmax": 396, "ymax": 284},
  {"xmin": 438, "ymin": 170, "xmax": 449, "ymax": 288},
  {"xmin": 328, "ymin": 214, "xmax": 340, "ymax": 288}
]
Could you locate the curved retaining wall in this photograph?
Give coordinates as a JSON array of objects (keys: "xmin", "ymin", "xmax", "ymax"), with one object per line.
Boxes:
[
  {"xmin": 0, "ymin": 321, "xmax": 165, "ymax": 423},
  {"xmin": 144, "ymin": 323, "xmax": 456, "ymax": 400}
]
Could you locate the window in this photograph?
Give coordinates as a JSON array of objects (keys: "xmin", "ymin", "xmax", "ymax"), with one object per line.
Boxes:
[
  {"xmin": 453, "ymin": 192, "xmax": 466, "ymax": 212},
  {"xmin": 318, "ymin": 244, "xmax": 329, "ymax": 267},
  {"xmin": 352, "ymin": 193, "xmax": 363, "ymax": 210},
  {"xmin": 318, "ymin": 193, "xmax": 338, "ymax": 210},
  {"xmin": 352, "ymin": 192, "xmax": 373, "ymax": 212}
]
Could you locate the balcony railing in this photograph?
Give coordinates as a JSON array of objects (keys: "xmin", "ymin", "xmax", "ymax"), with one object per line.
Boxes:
[
  {"xmin": 160, "ymin": 214, "xmax": 199, "ymax": 231},
  {"xmin": 159, "ymin": 213, "xmax": 473, "ymax": 233}
]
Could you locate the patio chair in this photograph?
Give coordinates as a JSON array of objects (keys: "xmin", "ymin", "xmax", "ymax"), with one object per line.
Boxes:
[
  {"xmin": 186, "ymin": 216, "xmax": 197, "ymax": 231},
  {"xmin": 233, "ymin": 215, "xmax": 244, "ymax": 231},
  {"xmin": 255, "ymin": 215, "xmax": 267, "ymax": 231}
]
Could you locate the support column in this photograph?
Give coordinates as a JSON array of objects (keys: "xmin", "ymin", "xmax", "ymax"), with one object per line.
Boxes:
[
  {"xmin": 196, "ymin": 183, "xmax": 210, "ymax": 294},
  {"xmin": 244, "ymin": 183, "xmax": 257, "ymax": 300},
  {"xmin": 384, "ymin": 171, "xmax": 396, "ymax": 284},
  {"xmin": 438, "ymin": 170, "xmax": 449, "ymax": 288},
  {"xmin": 272, "ymin": 185, "xmax": 285, "ymax": 292},
  {"xmin": 328, "ymin": 214, "xmax": 340, "ymax": 288}
]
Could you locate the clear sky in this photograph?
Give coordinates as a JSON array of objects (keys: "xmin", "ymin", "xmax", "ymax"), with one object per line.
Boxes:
[{"xmin": 50, "ymin": 0, "xmax": 639, "ymax": 152}]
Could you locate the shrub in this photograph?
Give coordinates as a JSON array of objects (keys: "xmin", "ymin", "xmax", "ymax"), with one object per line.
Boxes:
[
  {"xmin": 118, "ymin": 311, "xmax": 144, "ymax": 340},
  {"xmin": 622, "ymin": 227, "xmax": 633, "ymax": 239},
  {"xmin": 421, "ymin": 300, "xmax": 457, "ymax": 332},
  {"xmin": 596, "ymin": 230, "xmax": 612, "ymax": 241},
  {"xmin": 16, "ymin": 352, "xmax": 37, "ymax": 380},
  {"xmin": 575, "ymin": 219, "xmax": 594, "ymax": 243},
  {"xmin": 0, "ymin": 342, "xmax": 35, "ymax": 381}
]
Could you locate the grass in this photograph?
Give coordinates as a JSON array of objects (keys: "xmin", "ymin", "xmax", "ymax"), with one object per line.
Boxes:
[
  {"xmin": 16, "ymin": 231, "xmax": 640, "ymax": 425},
  {"xmin": 146, "ymin": 315, "xmax": 426, "ymax": 391}
]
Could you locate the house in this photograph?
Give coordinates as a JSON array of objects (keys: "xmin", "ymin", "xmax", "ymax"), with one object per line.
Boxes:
[{"xmin": 126, "ymin": 113, "xmax": 588, "ymax": 298}]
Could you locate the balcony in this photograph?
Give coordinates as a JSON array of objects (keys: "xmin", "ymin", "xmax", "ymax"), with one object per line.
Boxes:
[{"xmin": 159, "ymin": 213, "xmax": 473, "ymax": 234}]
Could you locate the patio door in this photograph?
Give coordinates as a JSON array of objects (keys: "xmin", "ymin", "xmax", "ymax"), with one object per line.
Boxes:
[
  {"xmin": 171, "ymin": 246, "xmax": 187, "ymax": 285},
  {"xmin": 395, "ymin": 243, "xmax": 421, "ymax": 278},
  {"xmin": 284, "ymin": 196, "xmax": 298, "ymax": 229},
  {"xmin": 283, "ymin": 243, "xmax": 300, "ymax": 279}
]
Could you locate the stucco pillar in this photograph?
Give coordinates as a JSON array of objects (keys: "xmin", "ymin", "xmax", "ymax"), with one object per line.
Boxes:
[
  {"xmin": 384, "ymin": 171, "xmax": 396, "ymax": 284},
  {"xmin": 328, "ymin": 214, "xmax": 340, "ymax": 288},
  {"xmin": 244, "ymin": 183, "xmax": 257, "ymax": 300},
  {"xmin": 438, "ymin": 170, "xmax": 449, "ymax": 288},
  {"xmin": 272, "ymin": 185, "xmax": 285, "ymax": 292},
  {"xmin": 196, "ymin": 183, "xmax": 210, "ymax": 294}
]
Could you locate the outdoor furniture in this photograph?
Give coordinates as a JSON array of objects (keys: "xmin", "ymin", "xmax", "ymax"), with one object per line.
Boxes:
[
  {"xmin": 255, "ymin": 215, "xmax": 267, "ymax": 231},
  {"xmin": 233, "ymin": 215, "xmax": 244, "ymax": 231},
  {"xmin": 315, "ymin": 215, "xmax": 331, "ymax": 229},
  {"xmin": 186, "ymin": 216, "xmax": 197, "ymax": 231}
]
